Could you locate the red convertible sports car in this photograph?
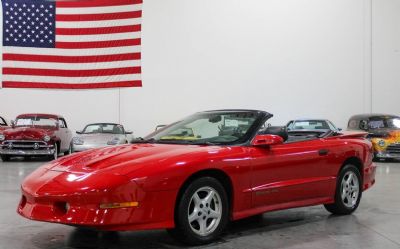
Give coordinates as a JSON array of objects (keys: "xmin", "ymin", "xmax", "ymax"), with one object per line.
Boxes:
[{"xmin": 18, "ymin": 110, "xmax": 376, "ymax": 245}]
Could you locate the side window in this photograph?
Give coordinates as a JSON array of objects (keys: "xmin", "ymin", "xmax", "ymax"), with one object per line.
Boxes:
[
  {"xmin": 359, "ymin": 120, "xmax": 368, "ymax": 130},
  {"xmin": 348, "ymin": 119, "xmax": 358, "ymax": 129},
  {"xmin": 0, "ymin": 117, "xmax": 6, "ymax": 126},
  {"xmin": 327, "ymin": 121, "xmax": 337, "ymax": 131},
  {"xmin": 286, "ymin": 121, "xmax": 294, "ymax": 130},
  {"xmin": 59, "ymin": 119, "xmax": 67, "ymax": 128},
  {"xmin": 258, "ymin": 120, "xmax": 271, "ymax": 134}
]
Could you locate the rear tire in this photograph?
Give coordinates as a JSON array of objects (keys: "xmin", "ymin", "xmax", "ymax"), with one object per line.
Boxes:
[
  {"xmin": 324, "ymin": 164, "xmax": 362, "ymax": 215},
  {"xmin": 0, "ymin": 155, "xmax": 10, "ymax": 162},
  {"xmin": 167, "ymin": 177, "xmax": 229, "ymax": 245},
  {"xmin": 64, "ymin": 143, "xmax": 73, "ymax": 156}
]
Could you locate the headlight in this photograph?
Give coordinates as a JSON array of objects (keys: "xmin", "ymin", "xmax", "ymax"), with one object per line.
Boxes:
[
  {"xmin": 73, "ymin": 137, "xmax": 84, "ymax": 145},
  {"xmin": 378, "ymin": 139, "xmax": 386, "ymax": 147},
  {"xmin": 107, "ymin": 137, "xmax": 120, "ymax": 145},
  {"xmin": 43, "ymin": 135, "xmax": 51, "ymax": 142},
  {"xmin": 0, "ymin": 134, "xmax": 5, "ymax": 141}
]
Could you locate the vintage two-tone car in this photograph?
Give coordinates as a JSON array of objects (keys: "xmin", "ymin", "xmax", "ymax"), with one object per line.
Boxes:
[
  {"xmin": 348, "ymin": 114, "xmax": 400, "ymax": 160},
  {"xmin": 18, "ymin": 110, "xmax": 376, "ymax": 245},
  {"xmin": 72, "ymin": 123, "xmax": 133, "ymax": 152},
  {"xmin": 0, "ymin": 114, "xmax": 73, "ymax": 161}
]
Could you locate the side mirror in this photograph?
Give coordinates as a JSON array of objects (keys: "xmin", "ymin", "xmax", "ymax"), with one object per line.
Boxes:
[
  {"xmin": 11, "ymin": 120, "xmax": 15, "ymax": 128},
  {"xmin": 125, "ymin": 130, "xmax": 133, "ymax": 135},
  {"xmin": 76, "ymin": 131, "xmax": 82, "ymax": 134},
  {"xmin": 251, "ymin": 134, "xmax": 284, "ymax": 146}
]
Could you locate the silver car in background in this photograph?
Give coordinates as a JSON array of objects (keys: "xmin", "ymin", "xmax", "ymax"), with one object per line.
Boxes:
[{"xmin": 72, "ymin": 123, "xmax": 133, "ymax": 152}]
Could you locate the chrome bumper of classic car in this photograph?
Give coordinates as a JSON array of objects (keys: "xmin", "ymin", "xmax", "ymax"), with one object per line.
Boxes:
[
  {"xmin": 375, "ymin": 152, "xmax": 400, "ymax": 159},
  {"xmin": 375, "ymin": 143, "xmax": 400, "ymax": 158},
  {"xmin": 0, "ymin": 149, "xmax": 55, "ymax": 155},
  {"xmin": 0, "ymin": 140, "xmax": 55, "ymax": 156},
  {"xmin": 73, "ymin": 144, "xmax": 108, "ymax": 152}
]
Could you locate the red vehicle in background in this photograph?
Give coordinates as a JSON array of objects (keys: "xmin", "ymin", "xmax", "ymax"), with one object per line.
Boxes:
[
  {"xmin": 0, "ymin": 116, "xmax": 10, "ymax": 131},
  {"xmin": 0, "ymin": 114, "xmax": 73, "ymax": 161}
]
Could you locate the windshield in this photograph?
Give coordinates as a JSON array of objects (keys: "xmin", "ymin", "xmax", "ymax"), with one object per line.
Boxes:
[
  {"xmin": 288, "ymin": 120, "xmax": 331, "ymax": 130},
  {"xmin": 82, "ymin": 124, "xmax": 124, "ymax": 134},
  {"xmin": 146, "ymin": 111, "xmax": 261, "ymax": 145},
  {"xmin": 369, "ymin": 118, "xmax": 400, "ymax": 129},
  {"xmin": 15, "ymin": 116, "xmax": 57, "ymax": 128}
]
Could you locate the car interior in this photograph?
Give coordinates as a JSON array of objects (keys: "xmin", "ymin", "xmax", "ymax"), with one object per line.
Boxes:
[{"xmin": 261, "ymin": 126, "xmax": 336, "ymax": 143}]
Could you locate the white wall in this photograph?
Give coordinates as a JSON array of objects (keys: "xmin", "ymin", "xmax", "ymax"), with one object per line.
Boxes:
[
  {"xmin": 371, "ymin": 0, "xmax": 400, "ymax": 113},
  {"xmin": 0, "ymin": 0, "xmax": 394, "ymax": 137}
]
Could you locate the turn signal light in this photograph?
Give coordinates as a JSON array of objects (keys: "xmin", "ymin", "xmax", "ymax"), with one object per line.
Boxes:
[{"xmin": 99, "ymin": 202, "xmax": 139, "ymax": 209}]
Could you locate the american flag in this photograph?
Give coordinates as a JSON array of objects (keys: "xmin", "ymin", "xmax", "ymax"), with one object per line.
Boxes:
[{"xmin": 1, "ymin": 0, "xmax": 142, "ymax": 89}]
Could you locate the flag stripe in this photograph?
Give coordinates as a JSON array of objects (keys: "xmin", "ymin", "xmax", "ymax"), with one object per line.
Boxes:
[
  {"xmin": 56, "ymin": 38, "xmax": 141, "ymax": 49},
  {"xmin": 3, "ymin": 53, "xmax": 141, "ymax": 63},
  {"xmin": 57, "ymin": 18, "xmax": 141, "ymax": 29},
  {"xmin": 56, "ymin": 11, "xmax": 142, "ymax": 22},
  {"xmin": 56, "ymin": 25, "xmax": 141, "ymax": 35},
  {"xmin": 56, "ymin": 32, "xmax": 141, "ymax": 42},
  {"xmin": 3, "ymin": 67, "xmax": 141, "ymax": 77},
  {"xmin": 2, "ymin": 1, "xmax": 143, "ymax": 89},
  {"xmin": 56, "ymin": 0, "xmax": 143, "ymax": 8},
  {"xmin": 2, "ymin": 74, "xmax": 141, "ymax": 84},
  {"xmin": 57, "ymin": 4, "xmax": 142, "ymax": 15},
  {"xmin": 2, "ymin": 81, "xmax": 142, "ymax": 89},
  {"xmin": 3, "ymin": 46, "xmax": 141, "ymax": 56},
  {"xmin": 3, "ymin": 60, "xmax": 141, "ymax": 70}
]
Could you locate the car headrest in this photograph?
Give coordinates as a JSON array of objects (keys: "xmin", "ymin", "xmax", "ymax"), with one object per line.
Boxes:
[{"xmin": 262, "ymin": 126, "xmax": 289, "ymax": 142}]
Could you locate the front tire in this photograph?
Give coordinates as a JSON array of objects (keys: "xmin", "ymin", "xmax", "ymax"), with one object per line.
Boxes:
[
  {"xmin": 324, "ymin": 164, "xmax": 362, "ymax": 215},
  {"xmin": 168, "ymin": 177, "xmax": 229, "ymax": 245},
  {"xmin": 64, "ymin": 143, "xmax": 73, "ymax": 156},
  {"xmin": 50, "ymin": 143, "xmax": 58, "ymax": 161}
]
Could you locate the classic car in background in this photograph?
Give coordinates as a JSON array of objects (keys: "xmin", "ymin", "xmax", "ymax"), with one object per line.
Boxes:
[
  {"xmin": 0, "ymin": 116, "xmax": 10, "ymax": 131},
  {"xmin": 0, "ymin": 114, "xmax": 73, "ymax": 161},
  {"xmin": 18, "ymin": 110, "xmax": 376, "ymax": 245},
  {"xmin": 72, "ymin": 123, "xmax": 133, "ymax": 152},
  {"xmin": 348, "ymin": 114, "xmax": 400, "ymax": 160},
  {"xmin": 285, "ymin": 119, "xmax": 341, "ymax": 142}
]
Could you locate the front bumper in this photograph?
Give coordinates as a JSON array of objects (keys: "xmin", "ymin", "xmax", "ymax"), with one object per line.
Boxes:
[
  {"xmin": 0, "ymin": 148, "xmax": 55, "ymax": 156},
  {"xmin": 363, "ymin": 162, "xmax": 377, "ymax": 191},
  {"xmin": 374, "ymin": 152, "xmax": 400, "ymax": 159},
  {"xmin": 73, "ymin": 144, "xmax": 108, "ymax": 152},
  {"xmin": 17, "ymin": 169, "xmax": 176, "ymax": 231}
]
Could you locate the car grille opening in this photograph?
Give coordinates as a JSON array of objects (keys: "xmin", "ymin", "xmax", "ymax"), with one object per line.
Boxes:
[
  {"xmin": 1, "ymin": 140, "xmax": 49, "ymax": 151},
  {"xmin": 53, "ymin": 201, "xmax": 70, "ymax": 216},
  {"xmin": 19, "ymin": 195, "xmax": 27, "ymax": 209},
  {"xmin": 386, "ymin": 144, "xmax": 400, "ymax": 154}
]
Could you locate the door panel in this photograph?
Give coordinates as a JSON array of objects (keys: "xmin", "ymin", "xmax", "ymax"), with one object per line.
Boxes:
[{"xmin": 250, "ymin": 139, "xmax": 336, "ymax": 208}]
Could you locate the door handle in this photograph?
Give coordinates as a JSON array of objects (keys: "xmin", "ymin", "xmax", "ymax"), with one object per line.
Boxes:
[{"xmin": 318, "ymin": 149, "xmax": 329, "ymax": 156}]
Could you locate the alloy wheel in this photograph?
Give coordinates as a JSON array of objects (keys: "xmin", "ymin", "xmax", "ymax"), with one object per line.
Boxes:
[
  {"xmin": 340, "ymin": 171, "xmax": 360, "ymax": 208},
  {"xmin": 187, "ymin": 187, "xmax": 222, "ymax": 236}
]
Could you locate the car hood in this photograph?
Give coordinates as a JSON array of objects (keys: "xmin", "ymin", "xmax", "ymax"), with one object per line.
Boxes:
[
  {"xmin": 76, "ymin": 133, "xmax": 123, "ymax": 144},
  {"xmin": 2, "ymin": 127, "xmax": 54, "ymax": 140},
  {"xmin": 47, "ymin": 143, "xmax": 224, "ymax": 175},
  {"xmin": 0, "ymin": 126, "xmax": 10, "ymax": 132}
]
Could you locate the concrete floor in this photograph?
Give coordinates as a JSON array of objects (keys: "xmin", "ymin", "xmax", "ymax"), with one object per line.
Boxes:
[{"xmin": 0, "ymin": 159, "xmax": 399, "ymax": 249}]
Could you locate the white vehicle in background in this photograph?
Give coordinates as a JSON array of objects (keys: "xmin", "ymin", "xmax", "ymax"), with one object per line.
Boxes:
[{"xmin": 72, "ymin": 123, "xmax": 133, "ymax": 152}]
